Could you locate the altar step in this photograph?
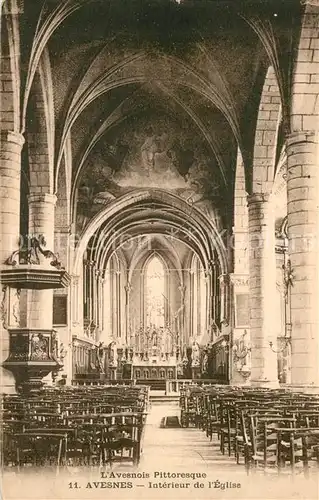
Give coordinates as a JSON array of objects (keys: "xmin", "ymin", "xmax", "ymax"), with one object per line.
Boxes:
[{"xmin": 135, "ymin": 378, "xmax": 166, "ymax": 391}]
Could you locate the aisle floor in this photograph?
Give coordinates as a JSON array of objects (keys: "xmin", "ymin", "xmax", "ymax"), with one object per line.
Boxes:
[{"xmin": 139, "ymin": 402, "xmax": 243, "ymax": 472}]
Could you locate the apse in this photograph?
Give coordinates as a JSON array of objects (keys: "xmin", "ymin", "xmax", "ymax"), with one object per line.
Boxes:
[{"xmin": 76, "ymin": 189, "xmax": 227, "ymax": 381}]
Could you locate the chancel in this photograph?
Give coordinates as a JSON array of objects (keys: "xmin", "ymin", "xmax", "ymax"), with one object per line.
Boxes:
[{"xmin": 1, "ymin": 0, "xmax": 319, "ymax": 487}]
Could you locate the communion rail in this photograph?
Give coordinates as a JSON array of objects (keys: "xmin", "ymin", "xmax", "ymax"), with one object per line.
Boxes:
[{"xmin": 165, "ymin": 379, "xmax": 228, "ymax": 395}]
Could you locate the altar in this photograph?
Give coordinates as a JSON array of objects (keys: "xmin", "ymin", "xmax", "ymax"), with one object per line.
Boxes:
[{"xmin": 131, "ymin": 325, "xmax": 178, "ymax": 379}]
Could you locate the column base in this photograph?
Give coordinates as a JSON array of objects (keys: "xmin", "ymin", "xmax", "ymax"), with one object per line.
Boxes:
[
  {"xmin": 230, "ymin": 380, "xmax": 251, "ymax": 387},
  {"xmin": 250, "ymin": 379, "xmax": 279, "ymax": 388},
  {"xmin": 1, "ymin": 367, "xmax": 17, "ymax": 394}
]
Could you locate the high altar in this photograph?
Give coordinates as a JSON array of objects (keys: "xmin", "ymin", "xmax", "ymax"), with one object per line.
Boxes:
[{"xmin": 131, "ymin": 325, "xmax": 177, "ymax": 379}]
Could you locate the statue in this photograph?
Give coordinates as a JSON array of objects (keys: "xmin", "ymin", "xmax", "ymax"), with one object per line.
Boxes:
[
  {"xmin": 51, "ymin": 330, "xmax": 60, "ymax": 362},
  {"xmin": 202, "ymin": 350, "xmax": 208, "ymax": 373},
  {"xmin": 109, "ymin": 341, "xmax": 118, "ymax": 368},
  {"xmin": 96, "ymin": 342, "xmax": 105, "ymax": 374},
  {"xmin": 31, "ymin": 332, "xmax": 49, "ymax": 361},
  {"xmin": 176, "ymin": 345, "xmax": 180, "ymax": 361},
  {"xmin": 11, "ymin": 289, "xmax": 21, "ymax": 326},
  {"xmin": 283, "ymin": 259, "xmax": 294, "ymax": 301},
  {"xmin": 191, "ymin": 341, "xmax": 200, "ymax": 367},
  {"xmin": 151, "ymin": 328, "xmax": 158, "ymax": 347}
]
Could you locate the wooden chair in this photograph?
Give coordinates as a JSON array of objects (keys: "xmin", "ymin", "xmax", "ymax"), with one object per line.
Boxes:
[
  {"xmin": 102, "ymin": 413, "xmax": 144, "ymax": 467},
  {"xmin": 277, "ymin": 427, "xmax": 319, "ymax": 476},
  {"xmin": 14, "ymin": 432, "xmax": 67, "ymax": 474},
  {"xmin": 220, "ymin": 403, "xmax": 237, "ymax": 456},
  {"xmin": 249, "ymin": 416, "xmax": 296, "ymax": 474}
]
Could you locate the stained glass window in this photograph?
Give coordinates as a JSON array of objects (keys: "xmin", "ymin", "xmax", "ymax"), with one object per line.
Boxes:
[{"xmin": 145, "ymin": 256, "xmax": 165, "ymax": 328}]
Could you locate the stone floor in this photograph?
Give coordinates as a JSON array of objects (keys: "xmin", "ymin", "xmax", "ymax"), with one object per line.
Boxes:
[{"xmin": 140, "ymin": 401, "xmax": 242, "ymax": 471}]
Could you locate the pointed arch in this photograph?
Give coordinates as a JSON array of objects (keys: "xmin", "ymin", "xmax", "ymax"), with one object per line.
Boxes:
[
  {"xmin": 26, "ymin": 49, "xmax": 55, "ymax": 194},
  {"xmin": 127, "ymin": 235, "xmax": 182, "ymax": 285},
  {"xmin": 72, "ymin": 190, "xmax": 229, "ymax": 278},
  {"xmin": 233, "ymin": 148, "xmax": 249, "ymax": 275},
  {"xmin": 144, "ymin": 253, "xmax": 167, "ymax": 329},
  {"xmin": 1, "ymin": 0, "xmax": 21, "ymax": 132},
  {"xmin": 250, "ymin": 66, "xmax": 282, "ymax": 195}
]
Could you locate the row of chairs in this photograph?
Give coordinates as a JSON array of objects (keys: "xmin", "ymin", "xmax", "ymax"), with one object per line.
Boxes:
[
  {"xmin": 2, "ymin": 385, "xmax": 149, "ymax": 472},
  {"xmin": 180, "ymin": 385, "xmax": 319, "ymax": 476}
]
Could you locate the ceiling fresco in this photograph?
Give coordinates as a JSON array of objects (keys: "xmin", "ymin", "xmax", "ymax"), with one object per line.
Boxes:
[{"xmin": 76, "ymin": 114, "xmax": 222, "ymax": 232}]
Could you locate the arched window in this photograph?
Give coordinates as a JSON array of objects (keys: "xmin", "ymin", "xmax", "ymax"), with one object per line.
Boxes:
[
  {"xmin": 191, "ymin": 255, "xmax": 207, "ymax": 337},
  {"xmin": 145, "ymin": 256, "xmax": 165, "ymax": 328}
]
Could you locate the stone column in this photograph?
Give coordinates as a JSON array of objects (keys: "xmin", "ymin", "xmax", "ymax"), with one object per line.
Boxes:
[
  {"xmin": 286, "ymin": 132, "xmax": 319, "ymax": 388},
  {"xmin": 124, "ymin": 282, "xmax": 132, "ymax": 346},
  {"xmin": 71, "ymin": 275, "xmax": 80, "ymax": 330},
  {"xmin": 93, "ymin": 268, "xmax": 99, "ymax": 333},
  {"xmin": 247, "ymin": 193, "xmax": 278, "ymax": 387},
  {"xmin": 95, "ymin": 270, "xmax": 105, "ymax": 342},
  {"xmin": 0, "ymin": 131, "xmax": 24, "ymax": 264},
  {"xmin": 27, "ymin": 194, "xmax": 56, "ymax": 330},
  {"xmin": 0, "ymin": 131, "xmax": 24, "ymax": 393},
  {"xmin": 204, "ymin": 269, "xmax": 212, "ymax": 340},
  {"xmin": 219, "ymin": 274, "xmax": 230, "ymax": 326}
]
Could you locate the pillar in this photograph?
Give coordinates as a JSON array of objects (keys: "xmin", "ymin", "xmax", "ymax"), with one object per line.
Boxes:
[
  {"xmin": 95, "ymin": 270, "xmax": 104, "ymax": 342},
  {"xmin": 219, "ymin": 274, "xmax": 230, "ymax": 326},
  {"xmin": 125, "ymin": 282, "xmax": 132, "ymax": 346},
  {"xmin": 0, "ymin": 131, "xmax": 25, "ymax": 393},
  {"xmin": 0, "ymin": 131, "xmax": 24, "ymax": 264},
  {"xmin": 286, "ymin": 132, "xmax": 319, "ymax": 388},
  {"xmin": 27, "ymin": 193, "xmax": 56, "ymax": 330},
  {"xmin": 248, "ymin": 193, "xmax": 278, "ymax": 387}
]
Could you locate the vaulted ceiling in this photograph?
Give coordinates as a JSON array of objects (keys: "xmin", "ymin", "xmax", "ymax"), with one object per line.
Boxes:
[{"xmin": 19, "ymin": 0, "xmax": 301, "ymax": 231}]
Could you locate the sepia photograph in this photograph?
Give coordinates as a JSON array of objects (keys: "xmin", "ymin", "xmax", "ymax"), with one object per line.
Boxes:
[{"xmin": 0, "ymin": 0, "xmax": 319, "ymax": 499}]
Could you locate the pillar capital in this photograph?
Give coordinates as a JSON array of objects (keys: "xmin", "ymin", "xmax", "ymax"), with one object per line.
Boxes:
[
  {"xmin": 0, "ymin": 130, "xmax": 25, "ymax": 149},
  {"xmin": 218, "ymin": 273, "xmax": 230, "ymax": 285},
  {"xmin": 247, "ymin": 193, "xmax": 270, "ymax": 205},
  {"xmin": 229, "ymin": 273, "xmax": 249, "ymax": 288},
  {"xmin": 28, "ymin": 193, "xmax": 57, "ymax": 206}
]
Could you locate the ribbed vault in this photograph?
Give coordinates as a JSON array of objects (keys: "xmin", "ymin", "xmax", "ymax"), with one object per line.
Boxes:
[{"xmin": 73, "ymin": 189, "xmax": 228, "ymax": 276}]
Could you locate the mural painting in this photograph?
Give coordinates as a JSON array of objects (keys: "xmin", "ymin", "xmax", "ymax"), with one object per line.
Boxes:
[{"xmin": 76, "ymin": 116, "xmax": 221, "ymax": 231}]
